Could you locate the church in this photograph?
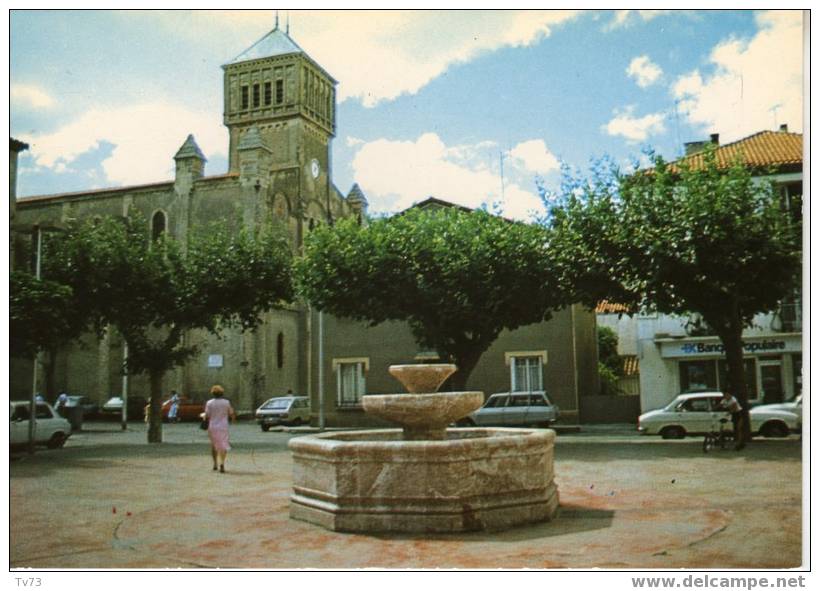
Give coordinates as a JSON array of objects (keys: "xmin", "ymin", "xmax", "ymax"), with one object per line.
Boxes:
[{"xmin": 11, "ymin": 22, "xmax": 599, "ymax": 426}]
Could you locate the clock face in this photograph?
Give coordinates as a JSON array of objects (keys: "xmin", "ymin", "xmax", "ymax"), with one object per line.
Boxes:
[{"xmin": 310, "ymin": 159, "xmax": 320, "ymax": 179}]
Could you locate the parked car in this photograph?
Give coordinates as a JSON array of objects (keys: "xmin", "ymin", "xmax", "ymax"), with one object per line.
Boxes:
[
  {"xmin": 638, "ymin": 392, "xmax": 800, "ymax": 439},
  {"xmin": 63, "ymin": 395, "xmax": 100, "ymax": 418},
  {"xmin": 10, "ymin": 401, "xmax": 72, "ymax": 449},
  {"xmin": 161, "ymin": 395, "xmax": 205, "ymax": 422},
  {"xmin": 256, "ymin": 396, "xmax": 311, "ymax": 430},
  {"xmin": 101, "ymin": 395, "xmax": 148, "ymax": 419},
  {"xmin": 754, "ymin": 394, "xmax": 802, "ymax": 431},
  {"xmin": 460, "ymin": 391, "xmax": 559, "ymax": 427}
]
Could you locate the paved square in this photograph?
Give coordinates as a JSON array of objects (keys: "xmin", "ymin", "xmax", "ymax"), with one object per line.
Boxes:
[{"xmin": 10, "ymin": 423, "xmax": 803, "ymax": 569}]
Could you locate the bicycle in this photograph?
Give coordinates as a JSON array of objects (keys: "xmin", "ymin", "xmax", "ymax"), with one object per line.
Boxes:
[{"xmin": 703, "ymin": 417, "xmax": 734, "ymax": 453}]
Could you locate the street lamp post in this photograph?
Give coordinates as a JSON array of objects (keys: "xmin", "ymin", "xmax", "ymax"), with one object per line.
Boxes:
[{"xmin": 27, "ymin": 225, "xmax": 43, "ymax": 455}]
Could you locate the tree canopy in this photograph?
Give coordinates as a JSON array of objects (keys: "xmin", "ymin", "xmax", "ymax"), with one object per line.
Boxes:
[
  {"xmin": 42, "ymin": 215, "xmax": 294, "ymax": 442},
  {"xmin": 295, "ymin": 206, "xmax": 573, "ymax": 389},
  {"xmin": 543, "ymin": 146, "xmax": 802, "ymax": 411}
]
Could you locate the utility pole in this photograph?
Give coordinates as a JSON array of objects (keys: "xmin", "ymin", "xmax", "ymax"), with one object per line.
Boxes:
[
  {"xmin": 28, "ymin": 226, "xmax": 42, "ymax": 455},
  {"xmin": 121, "ymin": 341, "xmax": 129, "ymax": 430}
]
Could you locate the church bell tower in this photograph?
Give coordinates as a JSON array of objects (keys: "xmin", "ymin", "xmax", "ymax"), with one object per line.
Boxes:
[{"xmin": 222, "ymin": 18, "xmax": 336, "ymax": 193}]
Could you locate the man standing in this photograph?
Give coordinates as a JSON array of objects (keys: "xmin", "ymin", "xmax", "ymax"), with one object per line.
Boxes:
[
  {"xmin": 719, "ymin": 390, "xmax": 746, "ymax": 451},
  {"xmin": 56, "ymin": 391, "xmax": 69, "ymax": 416}
]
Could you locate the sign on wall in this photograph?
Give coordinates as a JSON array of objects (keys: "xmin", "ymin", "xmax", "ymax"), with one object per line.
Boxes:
[
  {"xmin": 208, "ymin": 354, "xmax": 224, "ymax": 368},
  {"xmin": 659, "ymin": 337, "xmax": 801, "ymax": 359}
]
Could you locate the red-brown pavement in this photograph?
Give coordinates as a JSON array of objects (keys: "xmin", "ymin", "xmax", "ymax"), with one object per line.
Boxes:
[{"xmin": 10, "ymin": 422, "xmax": 803, "ymax": 569}]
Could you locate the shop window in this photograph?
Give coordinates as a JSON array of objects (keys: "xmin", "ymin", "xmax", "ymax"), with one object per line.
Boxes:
[
  {"xmin": 335, "ymin": 359, "xmax": 367, "ymax": 407},
  {"xmin": 717, "ymin": 359, "xmax": 758, "ymax": 400},
  {"xmin": 678, "ymin": 360, "xmax": 717, "ymax": 392}
]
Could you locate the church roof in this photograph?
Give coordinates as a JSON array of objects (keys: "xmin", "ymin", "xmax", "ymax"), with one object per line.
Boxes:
[{"xmin": 226, "ymin": 25, "xmax": 306, "ymax": 65}]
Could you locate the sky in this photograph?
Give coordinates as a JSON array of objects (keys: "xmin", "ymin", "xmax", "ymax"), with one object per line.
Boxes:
[{"xmin": 8, "ymin": 9, "xmax": 806, "ymax": 221}]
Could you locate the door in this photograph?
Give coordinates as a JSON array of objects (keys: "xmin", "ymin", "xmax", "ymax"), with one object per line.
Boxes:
[
  {"xmin": 676, "ymin": 396, "xmax": 717, "ymax": 433},
  {"xmin": 759, "ymin": 360, "xmax": 784, "ymax": 404}
]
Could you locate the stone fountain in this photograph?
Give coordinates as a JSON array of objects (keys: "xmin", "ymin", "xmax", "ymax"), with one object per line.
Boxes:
[{"xmin": 288, "ymin": 363, "xmax": 559, "ymax": 533}]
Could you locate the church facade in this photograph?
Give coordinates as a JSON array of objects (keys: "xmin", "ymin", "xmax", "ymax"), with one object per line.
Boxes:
[{"xmin": 11, "ymin": 24, "xmax": 598, "ymax": 426}]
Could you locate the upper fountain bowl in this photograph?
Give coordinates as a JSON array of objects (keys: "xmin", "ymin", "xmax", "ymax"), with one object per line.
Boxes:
[{"xmin": 388, "ymin": 363, "xmax": 457, "ymax": 393}]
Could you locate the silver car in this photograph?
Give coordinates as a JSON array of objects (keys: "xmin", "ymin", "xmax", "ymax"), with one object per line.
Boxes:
[{"xmin": 462, "ymin": 391, "xmax": 559, "ymax": 427}]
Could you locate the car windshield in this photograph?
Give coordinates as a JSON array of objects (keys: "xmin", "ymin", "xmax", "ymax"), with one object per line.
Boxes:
[{"xmin": 263, "ymin": 398, "xmax": 291, "ymax": 409}]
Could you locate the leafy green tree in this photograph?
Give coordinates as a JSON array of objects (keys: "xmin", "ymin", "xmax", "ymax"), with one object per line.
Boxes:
[
  {"xmin": 544, "ymin": 147, "xmax": 801, "ymax": 434},
  {"xmin": 45, "ymin": 216, "xmax": 293, "ymax": 443},
  {"xmin": 295, "ymin": 207, "xmax": 572, "ymax": 390},
  {"xmin": 597, "ymin": 326, "xmax": 622, "ymax": 395}
]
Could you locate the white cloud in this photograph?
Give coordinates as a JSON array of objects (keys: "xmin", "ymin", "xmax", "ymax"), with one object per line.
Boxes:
[
  {"xmin": 672, "ymin": 10, "xmax": 803, "ymax": 141},
  {"xmin": 626, "ymin": 55, "xmax": 663, "ymax": 88},
  {"xmin": 603, "ymin": 106, "xmax": 666, "ymax": 142},
  {"xmin": 153, "ymin": 10, "xmax": 579, "ymax": 108},
  {"xmin": 350, "ymin": 132, "xmax": 544, "ymax": 220},
  {"xmin": 11, "ymin": 83, "xmax": 56, "ymax": 109},
  {"xmin": 26, "ymin": 102, "xmax": 227, "ymax": 187},
  {"xmin": 605, "ymin": 10, "xmax": 669, "ymax": 31},
  {"xmin": 509, "ymin": 140, "xmax": 560, "ymax": 174}
]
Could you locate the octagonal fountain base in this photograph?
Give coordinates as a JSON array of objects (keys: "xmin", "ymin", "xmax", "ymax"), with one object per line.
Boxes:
[{"xmin": 289, "ymin": 427, "xmax": 559, "ymax": 533}]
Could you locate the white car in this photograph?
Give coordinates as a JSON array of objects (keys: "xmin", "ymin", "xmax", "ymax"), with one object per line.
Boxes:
[
  {"xmin": 255, "ymin": 396, "xmax": 311, "ymax": 431},
  {"xmin": 10, "ymin": 401, "xmax": 72, "ymax": 449},
  {"xmin": 755, "ymin": 395, "xmax": 802, "ymax": 430},
  {"xmin": 638, "ymin": 392, "xmax": 799, "ymax": 439}
]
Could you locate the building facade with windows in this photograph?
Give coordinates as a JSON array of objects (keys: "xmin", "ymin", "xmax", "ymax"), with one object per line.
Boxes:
[
  {"xmin": 618, "ymin": 129, "xmax": 803, "ymax": 413},
  {"xmin": 11, "ymin": 23, "xmax": 598, "ymax": 425}
]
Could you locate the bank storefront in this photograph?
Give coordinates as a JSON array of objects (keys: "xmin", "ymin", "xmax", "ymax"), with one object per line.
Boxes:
[{"xmin": 640, "ymin": 333, "xmax": 802, "ymax": 412}]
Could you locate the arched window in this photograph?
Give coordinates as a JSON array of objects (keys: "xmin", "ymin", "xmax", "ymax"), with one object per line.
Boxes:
[
  {"xmin": 277, "ymin": 332, "xmax": 284, "ymax": 369},
  {"xmin": 151, "ymin": 211, "xmax": 167, "ymax": 241}
]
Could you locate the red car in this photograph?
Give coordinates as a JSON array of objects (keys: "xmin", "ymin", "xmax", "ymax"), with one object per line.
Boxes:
[{"xmin": 160, "ymin": 395, "xmax": 205, "ymax": 422}]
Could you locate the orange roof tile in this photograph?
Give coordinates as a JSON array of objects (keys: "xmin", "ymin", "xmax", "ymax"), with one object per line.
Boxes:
[
  {"xmin": 622, "ymin": 355, "xmax": 640, "ymax": 377},
  {"xmin": 595, "ymin": 300, "xmax": 630, "ymax": 314},
  {"xmin": 675, "ymin": 130, "xmax": 802, "ymax": 171}
]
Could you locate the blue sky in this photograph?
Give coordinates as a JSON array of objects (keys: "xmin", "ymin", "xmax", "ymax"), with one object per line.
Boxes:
[{"xmin": 9, "ymin": 9, "xmax": 805, "ymax": 220}]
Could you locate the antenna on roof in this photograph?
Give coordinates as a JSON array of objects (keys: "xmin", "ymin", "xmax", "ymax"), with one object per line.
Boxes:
[{"xmin": 275, "ymin": 11, "xmax": 280, "ymax": 30}]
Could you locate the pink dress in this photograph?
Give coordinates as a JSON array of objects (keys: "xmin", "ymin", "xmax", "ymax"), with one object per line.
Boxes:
[{"xmin": 205, "ymin": 398, "xmax": 233, "ymax": 452}]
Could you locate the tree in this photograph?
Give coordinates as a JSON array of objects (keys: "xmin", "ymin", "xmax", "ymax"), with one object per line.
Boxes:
[
  {"xmin": 44, "ymin": 215, "xmax": 293, "ymax": 443},
  {"xmin": 295, "ymin": 206, "xmax": 572, "ymax": 390},
  {"xmin": 597, "ymin": 326, "xmax": 622, "ymax": 396},
  {"xmin": 10, "ymin": 271, "xmax": 93, "ymax": 398},
  {"xmin": 544, "ymin": 147, "xmax": 802, "ymax": 436}
]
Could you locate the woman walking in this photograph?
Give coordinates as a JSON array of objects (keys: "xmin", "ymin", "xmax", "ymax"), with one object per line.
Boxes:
[{"xmin": 204, "ymin": 384, "xmax": 236, "ymax": 473}]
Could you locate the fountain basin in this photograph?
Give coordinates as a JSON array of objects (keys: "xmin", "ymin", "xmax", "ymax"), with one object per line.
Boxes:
[
  {"xmin": 362, "ymin": 391, "xmax": 484, "ymax": 440},
  {"xmin": 388, "ymin": 363, "xmax": 457, "ymax": 393},
  {"xmin": 289, "ymin": 428, "xmax": 559, "ymax": 533}
]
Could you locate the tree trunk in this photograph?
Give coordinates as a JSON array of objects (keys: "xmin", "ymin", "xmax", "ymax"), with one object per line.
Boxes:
[
  {"xmin": 720, "ymin": 322, "xmax": 752, "ymax": 444},
  {"xmin": 446, "ymin": 347, "xmax": 483, "ymax": 393},
  {"xmin": 147, "ymin": 369, "xmax": 164, "ymax": 444}
]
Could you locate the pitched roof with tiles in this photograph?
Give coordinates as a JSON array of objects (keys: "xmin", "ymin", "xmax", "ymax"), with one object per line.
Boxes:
[{"xmin": 674, "ymin": 130, "xmax": 802, "ymax": 172}]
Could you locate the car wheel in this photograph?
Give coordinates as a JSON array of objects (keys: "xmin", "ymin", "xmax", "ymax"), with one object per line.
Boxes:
[
  {"xmin": 456, "ymin": 418, "xmax": 475, "ymax": 427},
  {"xmin": 760, "ymin": 421, "xmax": 789, "ymax": 438},
  {"xmin": 261, "ymin": 424, "xmax": 270, "ymax": 432},
  {"xmin": 660, "ymin": 426, "xmax": 686, "ymax": 440},
  {"xmin": 290, "ymin": 418, "xmax": 302, "ymax": 427},
  {"xmin": 47, "ymin": 433, "xmax": 66, "ymax": 449}
]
